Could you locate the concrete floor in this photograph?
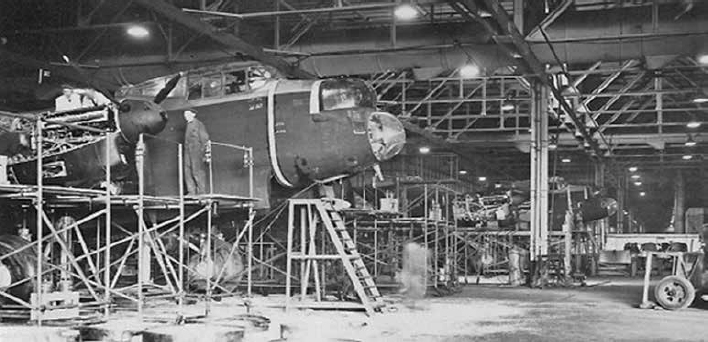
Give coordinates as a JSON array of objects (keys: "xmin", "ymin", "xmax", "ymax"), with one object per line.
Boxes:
[
  {"xmin": 1, "ymin": 277, "xmax": 706, "ymax": 341},
  {"xmin": 253, "ymin": 277, "xmax": 708, "ymax": 341}
]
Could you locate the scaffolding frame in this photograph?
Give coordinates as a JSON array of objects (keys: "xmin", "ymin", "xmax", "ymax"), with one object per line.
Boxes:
[{"xmin": 0, "ymin": 111, "xmax": 257, "ymax": 324}]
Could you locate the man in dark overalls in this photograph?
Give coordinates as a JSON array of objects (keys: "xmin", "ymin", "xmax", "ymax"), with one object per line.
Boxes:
[{"xmin": 183, "ymin": 108, "xmax": 210, "ymax": 195}]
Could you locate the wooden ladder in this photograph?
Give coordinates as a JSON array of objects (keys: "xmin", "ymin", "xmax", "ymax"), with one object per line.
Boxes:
[
  {"xmin": 285, "ymin": 199, "xmax": 383, "ymax": 316},
  {"xmin": 316, "ymin": 200, "xmax": 383, "ymax": 315}
]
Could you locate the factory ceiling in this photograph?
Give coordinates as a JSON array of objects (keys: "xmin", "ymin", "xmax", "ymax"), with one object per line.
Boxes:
[{"xmin": 0, "ymin": 0, "xmax": 706, "ymax": 182}]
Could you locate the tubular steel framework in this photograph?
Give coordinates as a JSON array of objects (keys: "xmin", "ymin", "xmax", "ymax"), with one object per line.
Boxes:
[{"xmin": 0, "ymin": 112, "xmax": 257, "ymax": 324}]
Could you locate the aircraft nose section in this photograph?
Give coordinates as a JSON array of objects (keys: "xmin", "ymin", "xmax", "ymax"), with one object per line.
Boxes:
[{"xmin": 367, "ymin": 111, "xmax": 406, "ymax": 161}]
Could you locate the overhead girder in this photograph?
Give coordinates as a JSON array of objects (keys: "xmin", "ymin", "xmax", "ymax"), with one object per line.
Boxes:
[
  {"xmin": 450, "ymin": 0, "xmax": 604, "ymax": 157},
  {"xmin": 132, "ymin": 0, "xmax": 313, "ymax": 79},
  {"xmin": 453, "ymin": 132, "xmax": 708, "ymax": 149}
]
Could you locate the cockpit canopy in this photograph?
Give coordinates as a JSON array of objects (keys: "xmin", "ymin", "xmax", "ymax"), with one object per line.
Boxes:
[
  {"xmin": 116, "ymin": 63, "xmax": 278, "ymax": 101},
  {"xmin": 319, "ymin": 79, "xmax": 376, "ymax": 112}
]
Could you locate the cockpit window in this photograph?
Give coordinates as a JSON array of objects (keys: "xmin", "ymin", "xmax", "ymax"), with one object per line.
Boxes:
[
  {"xmin": 187, "ymin": 74, "xmax": 203, "ymax": 100},
  {"xmin": 187, "ymin": 72, "xmax": 223, "ymax": 99},
  {"xmin": 248, "ymin": 66, "xmax": 272, "ymax": 90},
  {"xmin": 117, "ymin": 76, "xmax": 185, "ymax": 99},
  {"xmin": 320, "ymin": 79, "xmax": 376, "ymax": 111},
  {"xmin": 120, "ymin": 63, "xmax": 278, "ymax": 101},
  {"xmin": 203, "ymin": 73, "xmax": 223, "ymax": 98},
  {"xmin": 225, "ymin": 70, "xmax": 247, "ymax": 94}
]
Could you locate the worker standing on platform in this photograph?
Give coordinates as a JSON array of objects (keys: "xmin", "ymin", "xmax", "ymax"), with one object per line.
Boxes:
[
  {"xmin": 183, "ymin": 108, "xmax": 210, "ymax": 195},
  {"xmin": 54, "ymin": 84, "xmax": 82, "ymax": 112}
]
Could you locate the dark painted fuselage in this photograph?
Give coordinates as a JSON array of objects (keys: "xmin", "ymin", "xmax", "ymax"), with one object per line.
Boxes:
[
  {"xmin": 4, "ymin": 64, "xmax": 405, "ymax": 210},
  {"xmin": 141, "ymin": 77, "xmax": 404, "ymax": 209}
]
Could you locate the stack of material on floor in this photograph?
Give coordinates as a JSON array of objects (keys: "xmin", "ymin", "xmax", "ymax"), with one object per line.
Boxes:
[{"xmin": 597, "ymin": 250, "xmax": 632, "ymax": 276}]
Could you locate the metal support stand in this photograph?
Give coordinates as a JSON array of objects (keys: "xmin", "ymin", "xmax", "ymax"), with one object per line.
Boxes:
[{"xmin": 530, "ymin": 81, "xmax": 549, "ymax": 261}]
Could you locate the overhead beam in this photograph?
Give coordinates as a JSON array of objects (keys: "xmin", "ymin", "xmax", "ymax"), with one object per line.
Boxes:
[
  {"xmin": 400, "ymin": 120, "xmax": 519, "ymax": 180},
  {"xmin": 453, "ymin": 132, "xmax": 708, "ymax": 149},
  {"xmin": 182, "ymin": 3, "xmax": 397, "ymax": 19},
  {"xmin": 448, "ymin": 0, "xmax": 602, "ymax": 158},
  {"xmin": 525, "ymin": 0, "xmax": 573, "ymax": 40},
  {"xmin": 593, "ymin": 71, "xmax": 647, "ymax": 121},
  {"xmin": 133, "ymin": 0, "xmax": 314, "ymax": 79}
]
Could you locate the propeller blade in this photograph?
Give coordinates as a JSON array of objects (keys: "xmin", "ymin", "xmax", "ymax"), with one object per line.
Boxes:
[
  {"xmin": 62, "ymin": 57, "xmax": 121, "ymax": 106},
  {"xmin": 153, "ymin": 73, "xmax": 182, "ymax": 104}
]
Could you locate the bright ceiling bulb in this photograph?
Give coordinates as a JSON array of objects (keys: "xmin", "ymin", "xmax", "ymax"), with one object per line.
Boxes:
[
  {"xmin": 127, "ymin": 25, "xmax": 149, "ymax": 38},
  {"xmin": 634, "ymin": 182, "xmax": 642, "ymax": 186},
  {"xmin": 459, "ymin": 170, "xmax": 468, "ymax": 175},
  {"xmin": 394, "ymin": 4, "xmax": 418, "ymax": 20},
  {"xmin": 561, "ymin": 158, "xmax": 571, "ymax": 163},
  {"xmin": 693, "ymin": 97, "xmax": 708, "ymax": 104},
  {"xmin": 682, "ymin": 154, "xmax": 693, "ymax": 160},
  {"xmin": 478, "ymin": 176, "xmax": 487, "ymax": 182},
  {"xmin": 698, "ymin": 54, "xmax": 708, "ymax": 65},
  {"xmin": 628, "ymin": 166, "xmax": 638, "ymax": 172},
  {"xmin": 639, "ymin": 192, "xmax": 646, "ymax": 197},
  {"xmin": 419, "ymin": 146, "xmax": 430, "ymax": 154},
  {"xmin": 687, "ymin": 121, "xmax": 701, "ymax": 129},
  {"xmin": 685, "ymin": 140, "xmax": 696, "ymax": 147},
  {"xmin": 630, "ymin": 174, "xmax": 640, "ymax": 179},
  {"xmin": 459, "ymin": 64, "xmax": 480, "ymax": 79}
]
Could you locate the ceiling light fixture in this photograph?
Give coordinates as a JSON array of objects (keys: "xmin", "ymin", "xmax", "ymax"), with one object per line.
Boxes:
[
  {"xmin": 127, "ymin": 25, "xmax": 150, "ymax": 39},
  {"xmin": 394, "ymin": 3, "xmax": 418, "ymax": 21},
  {"xmin": 686, "ymin": 119, "xmax": 701, "ymax": 129},
  {"xmin": 628, "ymin": 166, "xmax": 638, "ymax": 172},
  {"xmin": 459, "ymin": 170, "xmax": 468, "ymax": 175},
  {"xmin": 418, "ymin": 146, "xmax": 430, "ymax": 154},
  {"xmin": 685, "ymin": 135, "xmax": 696, "ymax": 147},
  {"xmin": 61, "ymin": 55, "xmax": 70, "ymax": 63},
  {"xmin": 682, "ymin": 154, "xmax": 693, "ymax": 160},
  {"xmin": 639, "ymin": 192, "xmax": 646, "ymax": 197},
  {"xmin": 692, "ymin": 97, "xmax": 708, "ymax": 104},
  {"xmin": 561, "ymin": 158, "xmax": 571, "ymax": 163},
  {"xmin": 478, "ymin": 176, "xmax": 487, "ymax": 182},
  {"xmin": 634, "ymin": 181, "xmax": 642, "ymax": 186},
  {"xmin": 630, "ymin": 174, "xmax": 641, "ymax": 179},
  {"xmin": 459, "ymin": 64, "xmax": 481, "ymax": 79},
  {"xmin": 698, "ymin": 54, "xmax": 708, "ymax": 65}
]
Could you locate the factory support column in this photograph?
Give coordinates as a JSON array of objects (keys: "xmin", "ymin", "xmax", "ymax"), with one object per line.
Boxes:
[
  {"xmin": 616, "ymin": 171, "xmax": 625, "ymax": 233},
  {"xmin": 673, "ymin": 171, "xmax": 685, "ymax": 233},
  {"xmin": 595, "ymin": 163, "xmax": 607, "ymax": 250},
  {"xmin": 530, "ymin": 81, "xmax": 549, "ymax": 261}
]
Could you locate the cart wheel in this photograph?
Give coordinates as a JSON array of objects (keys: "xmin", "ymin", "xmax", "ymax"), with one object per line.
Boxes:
[{"xmin": 654, "ymin": 275, "xmax": 695, "ymax": 310}]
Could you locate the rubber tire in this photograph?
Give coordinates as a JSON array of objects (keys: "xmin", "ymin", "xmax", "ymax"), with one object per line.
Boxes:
[{"xmin": 654, "ymin": 275, "xmax": 696, "ymax": 310}]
